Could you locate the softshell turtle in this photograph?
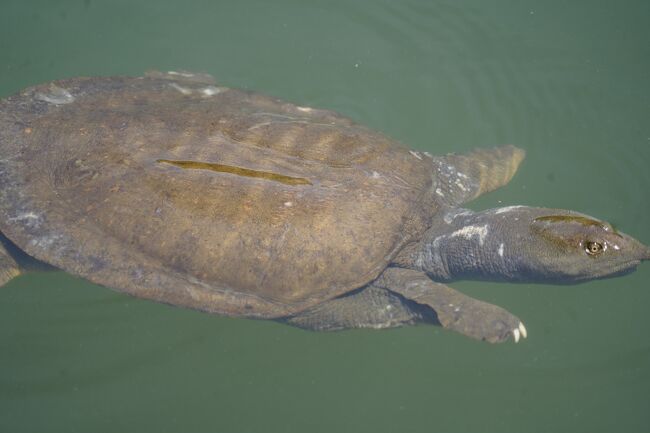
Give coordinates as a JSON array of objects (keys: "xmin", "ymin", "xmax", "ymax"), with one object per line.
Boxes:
[{"xmin": 1, "ymin": 71, "xmax": 648, "ymax": 343}]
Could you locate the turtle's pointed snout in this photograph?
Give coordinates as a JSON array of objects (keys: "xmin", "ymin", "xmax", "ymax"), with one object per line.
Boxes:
[
  {"xmin": 619, "ymin": 233, "xmax": 650, "ymax": 262},
  {"xmin": 632, "ymin": 239, "xmax": 650, "ymax": 261},
  {"xmin": 642, "ymin": 244, "xmax": 650, "ymax": 261}
]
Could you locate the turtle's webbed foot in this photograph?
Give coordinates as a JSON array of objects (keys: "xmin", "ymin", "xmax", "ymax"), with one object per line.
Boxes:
[{"xmin": 436, "ymin": 296, "xmax": 527, "ymax": 343}]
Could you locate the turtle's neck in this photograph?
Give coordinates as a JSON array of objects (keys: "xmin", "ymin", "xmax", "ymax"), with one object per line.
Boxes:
[{"xmin": 399, "ymin": 206, "xmax": 531, "ymax": 281}]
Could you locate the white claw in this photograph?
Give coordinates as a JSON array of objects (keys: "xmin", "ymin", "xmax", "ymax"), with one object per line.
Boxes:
[
  {"xmin": 518, "ymin": 322, "xmax": 527, "ymax": 339},
  {"xmin": 513, "ymin": 328, "xmax": 520, "ymax": 343}
]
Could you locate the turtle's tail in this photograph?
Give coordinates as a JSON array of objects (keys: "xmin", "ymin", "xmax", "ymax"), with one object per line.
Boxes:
[{"xmin": 0, "ymin": 232, "xmax": 22, "ymax": 287}]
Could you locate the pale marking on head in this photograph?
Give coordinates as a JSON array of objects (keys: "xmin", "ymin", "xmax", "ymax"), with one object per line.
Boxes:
[
  {"xmin": 169, "ymin": 83, "xmax": 193, "ymax": 95},
  {"xmin": 371, "ymin": 171, "xmax": 381, "ymax": 179},
  {"xmin": 201, "ymin": 86, "xmax": 222, "ymax": 97},
  {"xmin": 493, "ymin": 205, "xmax": 525, "ymax": 215},
  {"xmin": 284, "ymin": 201, "xmax": 293, "ymax": 207},
  {"xmin": 409, "ymin": 150, "xmax": 423, "ymax": 160},
  {"xmin": 498, "ymin": 243, "xmax": 504, "ymax": 257},
  {"xmin": 35, "ymin": 86, "xmax": 75, "ymax": 105},
  {"xmin": 296, "ymin": 106, "xmax": 313, "ymax": 112},
  {"xmin": 450, "ymin": 224, "xmax": 489, "ymax": 246},
  {"xmin": 534, "ymin": 215, "xmax": 615, "ymax": 233}
]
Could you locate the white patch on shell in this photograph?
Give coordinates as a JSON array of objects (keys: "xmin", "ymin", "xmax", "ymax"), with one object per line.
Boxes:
[
  {"xmin": 284, "ymin": 201, "xmax": 293, "ymax": 207},
  {"xmin": 442, "ymin": 209, "xmax": 472, "ymax": 224},
  {"xmin": 493, "ymin": 205, "xmax": 524, "ymax": 215},
  {"xmin": 296, "ymin": 106, "xmax": 313, "ymax": 112},
  {"xmin": 35, "ymin": 86, "xmax": 75, "ymax": 105},
  {"xmin": 28, "ymin": 233, "xmax": 62, "ymax": 250},
  {"xmin": 450, "ymin": 224, "xmax": 489, "ymax": 246},
  {"xmin": 8, "ymin": 212, "xmax": 42, "ymax": 228},
  {"xmin": 169, "ymin": 82, "xmax": 193, "ymax": 95},
  {"xmin": 167, "ymin": 70, "xmax": 196, "ymax": 78},
  {"xmin": 498, "ymin": 243, "xmax": 505, "ymax": 257},
  {"xmin": 409, "ymin": 150, "xmax": 423, "ymax": 160},
  {"xmin": 367, "ymin": 322, "xmax": 395, "ymax": 330},
  {"xmin": 613, "ymin": 244, "xmax": 620, "ymax": 251},
  {"xmin": 9, "ymin": 212, "xmax": 40, "ymax": 221},
  {"xmin": 200, "ymin": 86, "xmax": 222, "ymax": 96}
]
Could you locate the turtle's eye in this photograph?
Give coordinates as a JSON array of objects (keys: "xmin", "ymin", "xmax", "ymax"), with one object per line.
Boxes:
[{"xmin": 584, "ymin": 241, "xmax": 604, "ymax": 256}]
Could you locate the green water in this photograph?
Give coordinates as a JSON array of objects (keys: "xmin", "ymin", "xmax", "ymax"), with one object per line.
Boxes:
[{"xmin": 1, "ymin": 1, "xmax": 649, "ymax": 432}]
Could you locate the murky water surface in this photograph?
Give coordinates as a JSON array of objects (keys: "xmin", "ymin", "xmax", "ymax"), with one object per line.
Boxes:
[{"xmin": 1, "ymin": 1, "xmax": 649, "ymax": 432}]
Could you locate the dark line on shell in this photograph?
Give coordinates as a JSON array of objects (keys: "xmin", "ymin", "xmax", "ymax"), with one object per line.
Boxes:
[{"xmin": 156, "ymin": 159, "xmax": 312, "ymax": 186}]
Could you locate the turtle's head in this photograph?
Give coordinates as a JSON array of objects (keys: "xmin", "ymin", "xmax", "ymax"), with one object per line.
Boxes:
[
  {"xmin": 523, "ymin": 211, "xmax": 650, "ymax": 282},
  {"xmin": 419, "ymin": 206, "xmax": 650, "ymax": 283}
]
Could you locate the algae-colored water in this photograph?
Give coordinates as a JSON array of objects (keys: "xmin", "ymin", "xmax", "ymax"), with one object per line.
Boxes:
[{"xmin": 1, "ymin": 1, "xmax": 649, "ymax": 432}]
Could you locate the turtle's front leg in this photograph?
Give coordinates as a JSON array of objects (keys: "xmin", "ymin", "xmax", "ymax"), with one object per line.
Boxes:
[{"xmin": 375, "ymin": 267, "xmax": 527, "ymax": 343}]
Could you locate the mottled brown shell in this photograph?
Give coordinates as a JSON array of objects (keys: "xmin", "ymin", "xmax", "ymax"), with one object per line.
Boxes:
[{"xmin": 0, "ymin": 73, "xmax": 434, "ymax": 317}]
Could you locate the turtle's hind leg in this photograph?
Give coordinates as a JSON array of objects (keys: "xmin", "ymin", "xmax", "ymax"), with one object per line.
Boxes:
[
  {"xmin": 284, "ymin": 285, "xmax": 434, "ymax": 331},
  {"xmin": 0, "ymin": 232, "xmax": 21, "ymax": 286}
]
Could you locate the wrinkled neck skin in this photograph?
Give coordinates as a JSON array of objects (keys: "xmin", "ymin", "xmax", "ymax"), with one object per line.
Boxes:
[
  {"xmin": 410, "ymin": 206, "xmax": 529, "ymax": 282},
  {"xmin": 403, "ymin": 205, "xmax": 649, "ymax": 283}
]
